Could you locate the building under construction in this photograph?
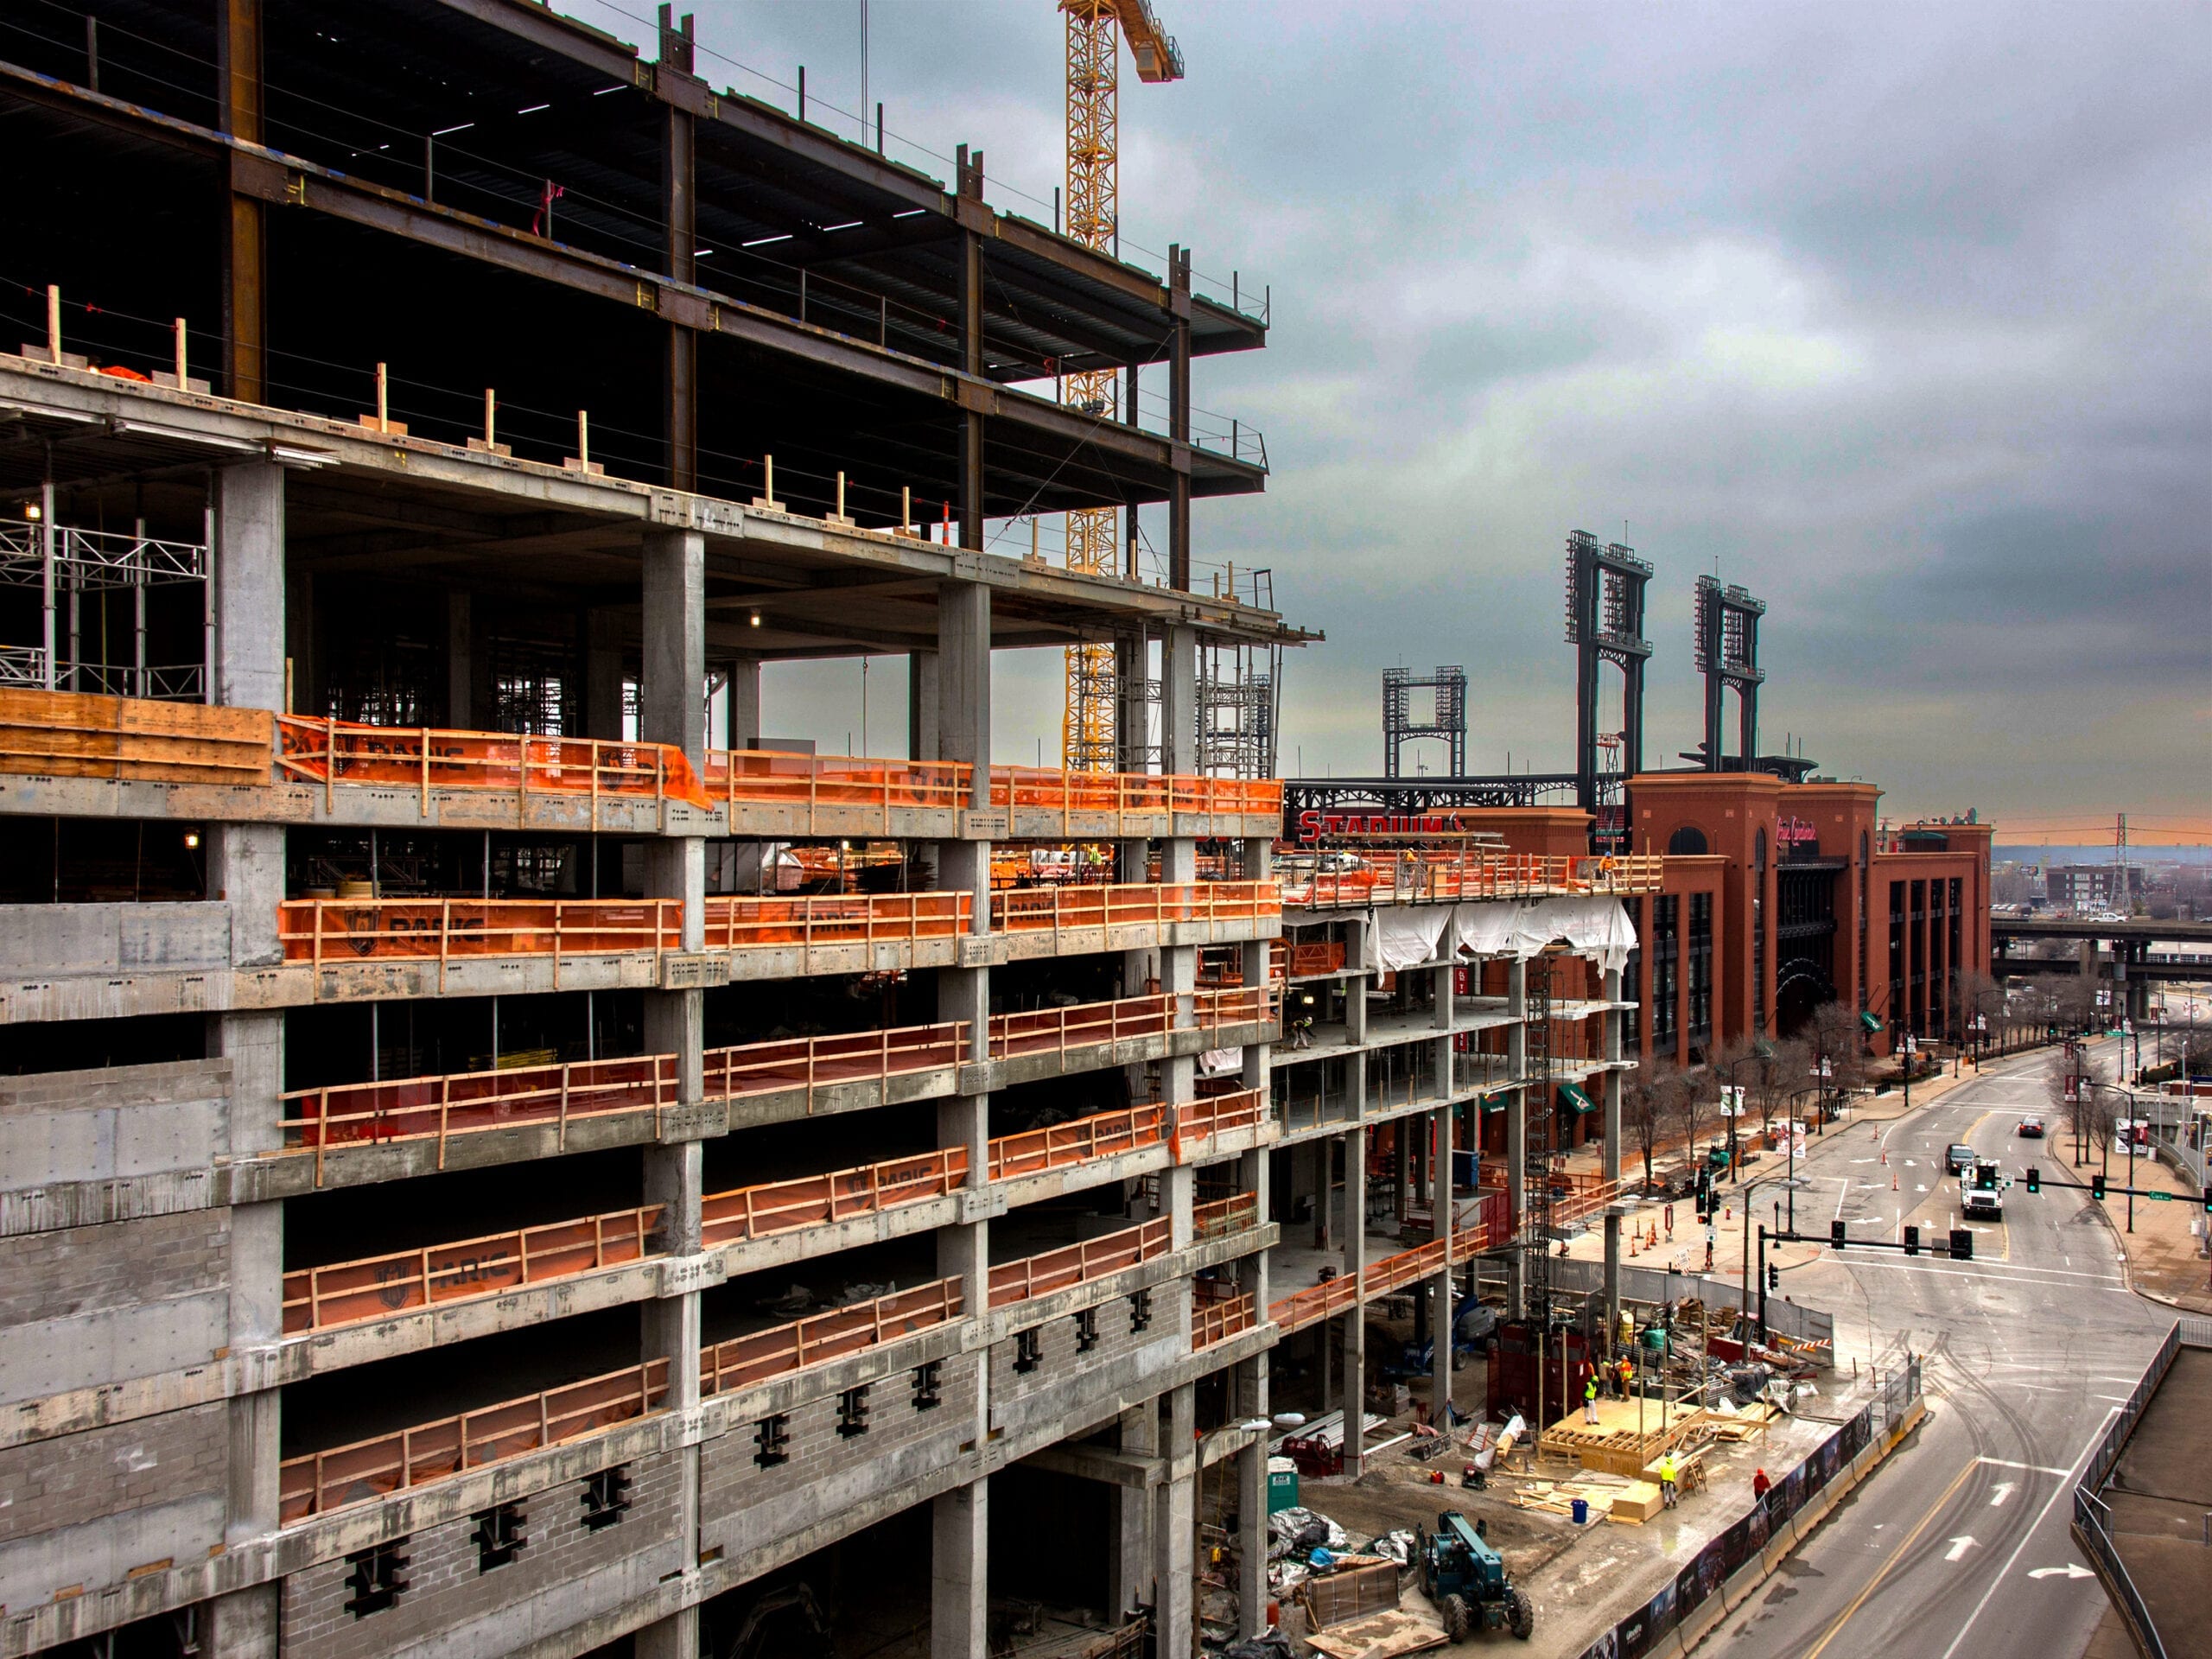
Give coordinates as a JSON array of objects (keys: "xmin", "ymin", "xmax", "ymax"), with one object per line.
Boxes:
[{"xmin": 0, "ymin": 3, "xmax": 1307, "ymax": 1657}]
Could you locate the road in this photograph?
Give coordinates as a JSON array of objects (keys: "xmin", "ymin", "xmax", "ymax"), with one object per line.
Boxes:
[{"xmin": 1703, "ymin": 1042, "xmax": 2172, "ymax": 1659}]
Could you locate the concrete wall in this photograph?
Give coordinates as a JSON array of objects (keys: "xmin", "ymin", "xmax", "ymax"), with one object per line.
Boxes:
[
  {"xmin": 276, "ymin": 1449, "xmax": 688, "ymax": 1659},
  {"xmin": 0, "ymin": 1402, "xmax": 230, "ymax": 1608},
  {"xmin": 0, "ymin": 903, "xmax": 234, "ymax": 976}
]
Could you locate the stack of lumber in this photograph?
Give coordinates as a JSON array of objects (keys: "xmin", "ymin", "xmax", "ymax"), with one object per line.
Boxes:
[
  {"xmin": 1705, "ymin": 1402, "xmax": 1780, "ymax": 1443},
  {"xmin": 1509, "ymin": 1474, "xmax": 1664, "ymax": 1525},
  {"xmin": 1541, "ymin": 1398, "xmax": 1706, "ymax": 1477}
]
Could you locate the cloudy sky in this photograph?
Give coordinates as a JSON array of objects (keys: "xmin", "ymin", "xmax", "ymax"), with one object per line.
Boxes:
[{"xmin": 575, "ymin": 0, "xmax": 2210, "ymax": 833}]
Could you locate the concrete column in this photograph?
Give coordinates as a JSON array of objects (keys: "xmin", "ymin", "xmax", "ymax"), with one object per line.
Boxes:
[
  {"xmin": 907, "ymin": 649, "xmax": 939, "ymax": 760},
  {"xmin": 1154, "ymin": 1385, "xmax": 1197, "ymax": 1659},
  {"xmin": 283, "ymin": 565, "xmax": 311, "ymax": 715},
  {"xmin": 725, "ymin": 655, "xmax": 760, "ymax": 751},
  {"xmin": 1340, "ymin": 1122, "xmax": 1369, "ymax": 1475},
  {"xmin": 1344, "ymin": 918, "xmax": 1370, "ymax": 1046},
  {"xmin": 445, "ymin": 589, "xmax": 472, "ymax": 727},
  {"xmin": 933, "ymin": 1479, "xmax": 988, "ymax": 1659},
  {"xmin": 207, "ymin": 463, "xmax": 286, "ymax": 1588},
  {"xmin": 1236, "ymin": 1434, "xmax": 1268, "ymax": 1637},
  {"xmin": 1505, "ymin": 957, "xmax": 1528, "ymax": 1318},
  {"xmin": 1109, "ymin": 1405, "xmax": 1156, "ymax": 1619},
  {"xmin": 1429, "ymin": 1100, "xmax": 1453, "ymax": 1424},
  {"xmin": 213, "ymin": 461, "xmax": 284, "ymax": 713},
  {"xmin": 204, "ymin": 1585, "xmax": 279, "ymax": 1659},
  {"xmin": 585, "ymin": 607, "xmax": 626, "ymax": 741},
  {"xmin": 1159, "ymin": 624, "xmax": 1198, "ymax": 776},
  {"xmin": 1601, "ymin": 965, "xmax": 1624, "ymax": 1341},
  {"xmin": 638, "ymin": 529, "xmax": 705, "ymax": 1659}
]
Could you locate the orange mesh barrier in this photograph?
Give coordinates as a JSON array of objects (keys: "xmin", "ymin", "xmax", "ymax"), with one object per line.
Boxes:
[
  {"xmin": 282, "ymin": 1206, "xmax": 663, "ymax": 1333},
  {"xmin": 699, "ymin": 1021, "xmax": 967, "ymax": 1108},
  {"xmin": 700, "ymin": 1278, "xmax": 963, "ymax": 1395},
  {"xmin": 276, "ymin": 714, "xmax": 711, "ymax": 810},
  {"xmin": 282, "ymin": 1054, "xmax": 677, "ymax": 1177},
  {"xmin": 988, "ymin": 986, "xmax": 1278, "ymax": 1063},
  {"xmin": 1193, "ymin": 1192, "xmax": 1260, "ymax": 1240},
  {"xmin": 279, "ymin": 897, "xmax": 681, "ymax": 963},
  {"xmin": 1281, "ymin": 852, "xmax": 1665, "ymax": 907},
  {"xmin": 995, "ymin": 880, "xmax": 1278, "ymax": 936},
  {"xmin": 1287, "ymin": 940, "xmax": 1347, "ymax": 976},
  {"xmin": 703, "ymin": 748, "xmax": 969, "ymax": 817},
  {"xmin": 0, "ymin": 686, "xmax": 271, "ymax": 783},
  {"xmin": 278, "ymin": 1360, "xmax": 669, "ymax": 1521},
  {"xmin": 1182, "ymin": 1089, "xmax": 1266, "ymax": 1151},
  {"xmin": 988, "ymin": 1217, "xmax": 1173, "ymax": 1307},
  {"xmin": 1193, "ymin": 1289, "xmax": 1258, "ymax": 1351},
  {"xmin": 990, "ymin": 1103, "xmax": 1164, "ymax": 1179},
  {"xmin": 700, "ymin": 1151, "xmax": 966, "ymax": 1247},
  {"xmin": 701, "ymin": 891, "xmax": 969, "ymax": 952},
  {"xmin": 985, "ymin": 765, "xmax": 1280, "ymax": 819}
]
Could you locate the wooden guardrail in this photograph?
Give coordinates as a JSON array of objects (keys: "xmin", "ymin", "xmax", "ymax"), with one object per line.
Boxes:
[
  {"xmin": 995, "ymin": 880, "xmax": 1279, "ymax": 940},
  {"xmin": 282, "ymin": 1206, "xmax": 663, "ymax": 1332},
  {"xmin": 987, "ymin": 766, "xmax": 1281, "ymax": 820},
  {"xmin": 276, "ymin": 715, "xmax": 711, "ymax": 811},
  {"xmin": 1268, "ymin": 1236, "xmax": 1457, "ymax": 1335},
  {"xmin": 1193, "ymin": 1288, "xmax": 1257, "ymax": 1351},
  {"xmin": 701, "ymin": 892, "xmax": 970, "ymax": 956},
  {"xmin": 700, "ymin": 1278, "xmax": 963, "ymax": 1395},
  {"xmin": 0, "ymin": 686, "xmax": 270, "ymax": 782},
  {"xmin": 699, "ymin": 1020, "xmax": 967, "ymax": 1110},
  {"xmin": 989, "ymin": 986, "xmax": 1279, "ymax": 1065},
  {"xmin": 282, "ymin": 1053, "xmax": 678, "ymax": 1176},
  {"xmin": 703, "ymin": 749, "xmax": 968, "ymax": 825},
  {"xmin": 990, "ymin": 1103, "xmax": 1164, "ymax": 1179},
  {"xmin": 278, "ymin": 1359, "xmax": 669, "ymax": 1520},
  {"xmin": 700, "ymin": 1151, "xmax": 964, "ymax": 1248},
  {"xmin": 278, "ymin": 897, "xmax": 681, "ymax": 969},
  {"xmin": 1193, "ymin": 1192, "xmax": 1260, "ymax": 1240},
  {"xmin": 1281, "ymin": 852, "xmax": 1665, "ymax": 908},
  {"xmin": 989, "ymin": 1217, "xmax": 1173, "ymax": 1308}
]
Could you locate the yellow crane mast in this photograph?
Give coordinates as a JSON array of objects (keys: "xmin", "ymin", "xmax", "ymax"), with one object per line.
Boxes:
[{"xmin": 1060, "ymin": 0, "xmax": 1182, "ymax": 771}]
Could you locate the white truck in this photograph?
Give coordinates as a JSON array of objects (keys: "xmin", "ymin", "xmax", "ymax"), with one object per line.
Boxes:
[{"xmin": 1962, "ymin": 1158, "xmax": 2004, "ymax": 1220}]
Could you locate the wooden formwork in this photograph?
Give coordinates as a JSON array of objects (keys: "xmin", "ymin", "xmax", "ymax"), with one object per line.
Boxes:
[{"xmin": 1541, "ymin": 1398, "xmax": 1705, "ymax": 1478}]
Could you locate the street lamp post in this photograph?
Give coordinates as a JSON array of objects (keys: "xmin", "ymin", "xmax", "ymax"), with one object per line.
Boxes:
[{"xmin": 1783, "ymin": 1084, "xmax": 1821, "ymax": 1235}]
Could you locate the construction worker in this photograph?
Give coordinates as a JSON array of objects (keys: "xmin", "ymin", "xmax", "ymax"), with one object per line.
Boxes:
[
  {"xmin": 1583, "ymin": 1373, "xmax": 1600, "ymax": 1425},
  {"xmin": 1751, "ymin": 1468, "xmax": 1772, "ymax": 1502},
  {"xmin": 1616, "ymin": 1354, "xmax": 1634, "ymax": 1398},
  {"xmin": 1658, "ymin": 1451, "xmax": 1680, "ymax": 1509}
]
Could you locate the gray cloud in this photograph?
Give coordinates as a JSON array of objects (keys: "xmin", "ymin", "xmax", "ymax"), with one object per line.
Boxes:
[{"xmin": 575, "ymin": 0, "xmax": 2212, "ymax": 825}]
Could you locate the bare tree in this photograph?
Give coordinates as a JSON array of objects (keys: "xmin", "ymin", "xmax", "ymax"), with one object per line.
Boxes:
[
  {"xmin": 1753, "ymin": 1036, "xmax": 1810, "ymax": 1146},
  {"xmin": 1662, "ymin": 1058, "xmax": 1710, "ymax": 1174},
  {"xmin": 1959, "ymin": 970, "xmax": 2008, "ymax": 1058},
  {"xmin": 1622, "ymin": 1058, "xmax": 1689, "ymax": 1189},
  {"xmin": 1806, "ymin": 1000, "xmax": 1873, "ymax": 1100}
]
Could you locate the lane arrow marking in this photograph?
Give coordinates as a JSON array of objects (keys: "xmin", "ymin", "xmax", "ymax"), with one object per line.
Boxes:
[
  {"xmin": 1944, "ymin": 1535, "xmax": 1979, "ymax": 1562},
  {"xmin": 1988, "ymin": 1483, "xmax": 2015, "ymax": 1508},
  {"xmin": 2027, "ymin": 1564, "xmax": 2094, "ymax": 1580}
]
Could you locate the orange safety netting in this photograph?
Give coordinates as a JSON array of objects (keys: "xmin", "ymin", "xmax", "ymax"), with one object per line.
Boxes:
[
  {"xmin": 276, "ymin": 715, "xmax": 712, "ymax": 810},
  {"xmin": 279, "ymin": 897, "xmax": 682, "ymax": 963}
]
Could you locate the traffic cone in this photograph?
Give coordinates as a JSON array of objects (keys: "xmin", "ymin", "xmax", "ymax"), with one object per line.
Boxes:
[{"xmin": 1892, "ymin": 1172, "xmax": 1898, "ymax": 1191}]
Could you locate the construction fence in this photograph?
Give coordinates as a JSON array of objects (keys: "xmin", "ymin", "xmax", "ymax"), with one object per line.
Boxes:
[{"xmin": 1571, "ymin": 1357, "xmax": 1923, "ymax": 1659}]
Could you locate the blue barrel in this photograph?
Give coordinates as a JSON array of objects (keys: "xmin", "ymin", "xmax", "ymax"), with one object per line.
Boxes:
[{"xmin": 1570, "ymin": 1498, "xmax": 1590, "ymax": 1525}]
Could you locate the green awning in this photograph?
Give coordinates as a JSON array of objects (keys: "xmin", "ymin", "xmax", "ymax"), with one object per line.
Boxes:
[
  {"xmin": 1557, "ymin": 1082, "xmax": 1595, "ymax": 1114},
  {"xmin": 1752, "ymin": 1038, "xmax": 1778, "ymax": 1060},
  {"xmin": 1859, "ymin": 1011, "xmax": 1883, "ymax": 1033},
  {"xmin": 1480, "ymin": 1091, "xmax": 1508, "ymax": 1113}
]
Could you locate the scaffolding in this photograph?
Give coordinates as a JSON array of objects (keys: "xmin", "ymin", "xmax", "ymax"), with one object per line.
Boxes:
[
  {"xmin": 0, "ymin": 518, "xmax": 211, "ymax": 700},
  {"xmin": 1523, "ymin": 963, "xmax": 1558, "ymax": 1331},
  {"xmin": 1381, "ymin": 664, "xmax": 1466, "ymax": 779},
  {"xmin": 1196, "ymin": 639, "xmax": 1278, "ymax": 779}
]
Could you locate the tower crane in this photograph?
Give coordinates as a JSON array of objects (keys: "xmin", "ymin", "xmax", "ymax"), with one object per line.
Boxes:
[{"xmin": 1060, "ymin": 0, "xmax": 1182, "ymax": 771}]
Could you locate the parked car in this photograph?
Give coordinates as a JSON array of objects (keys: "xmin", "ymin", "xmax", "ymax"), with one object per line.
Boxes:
[
  {"xmin": 2017, "ymin": 1116, "xmax": 2044, "ymax": 1138},
  {"xmin": 1946, "ymin": 1143, "xmax": 1977, "ymax": 1173}
]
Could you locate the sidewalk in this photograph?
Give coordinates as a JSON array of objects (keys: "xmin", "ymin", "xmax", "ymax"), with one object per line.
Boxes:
[{"xmin": 2053, "ymin": 1134, "xmax": 2212, "ymax": 1314}]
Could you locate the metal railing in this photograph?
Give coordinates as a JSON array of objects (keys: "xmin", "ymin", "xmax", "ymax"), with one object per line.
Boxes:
[
  {"xmin": 2072, "ymin": 1321, "xmax": 2184, "ymax": 1659},
  {"xmin": 1192, "ymin": 1289, "xmax": 1257, "ymax": 1351},
  {"xmin": 282, "ymin": 1205, "xmax": 663, "ymax": 1332}
]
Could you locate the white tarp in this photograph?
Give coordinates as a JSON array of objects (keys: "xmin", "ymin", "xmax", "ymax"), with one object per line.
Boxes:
[
  {"xmin": 1449, "ymin": 896, "xmax": 1639, "ymax": 974},
  {"xmin": 1363, "ymin": 906, "xmax": 1453, "ymax": 974}
]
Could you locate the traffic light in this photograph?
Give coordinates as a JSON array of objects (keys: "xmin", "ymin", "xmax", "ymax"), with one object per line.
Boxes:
[
  {"xmin": 1830, "ymin": 1219, "xmax": 1847, "ymax": 1250},
  {"xmin": 1767, "ymin": 1262, "xmax": 1780, "ymax": 1292},
  {"xmin": 1949, "ymin": 1228, "xmax": 1974, "ymax": 1262},
  {"xmin": 2204, "ymin": 1184, "xmax": 2212, "ymax": 1215},
  {"xmin": 1974, "ymin": 1164, "xmax": 1997, "ymax": 1192},
  {"xmin": 2092, "ymin": 1173, "xmax": 2107, "ymax": 1200},
  {"xmin": 2025, "ymin": 1166, "xmax": 2040, "ymax": 1194},
  {"xmin": 1904, "ymin": 1225, "xmax": 1920, "ymax": 1256}
]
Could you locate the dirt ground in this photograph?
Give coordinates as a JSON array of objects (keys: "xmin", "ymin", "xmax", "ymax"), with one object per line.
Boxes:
[{"xmin": 1279, "ymin": 1389, "xmax": 1844, "ymax": 1659}]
